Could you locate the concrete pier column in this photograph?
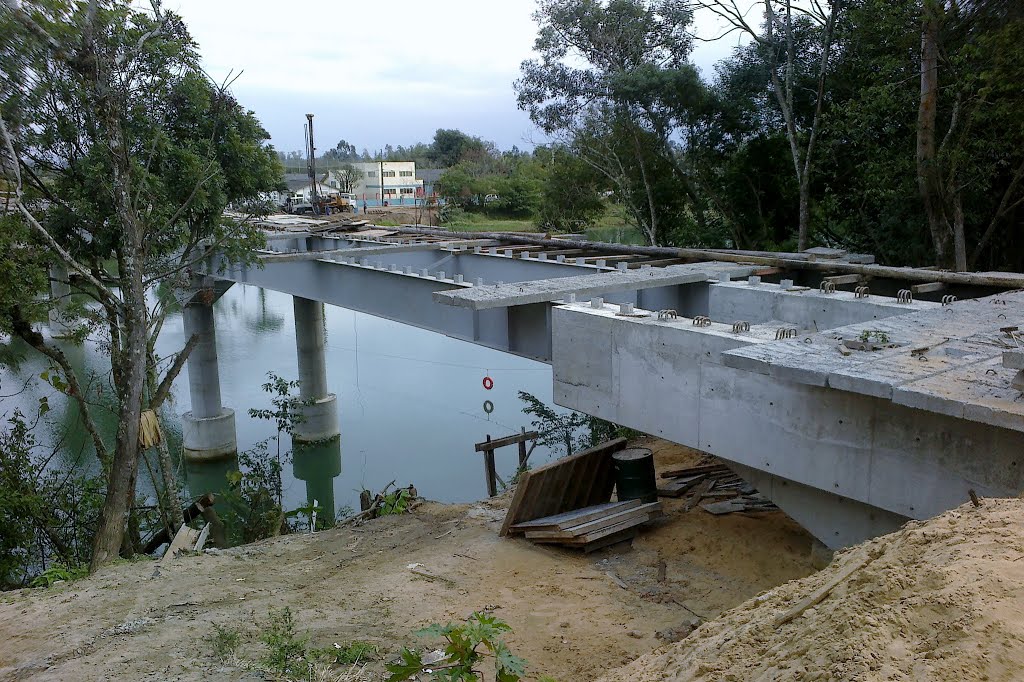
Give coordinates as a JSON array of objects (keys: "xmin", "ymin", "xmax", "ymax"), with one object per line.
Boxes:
[
  {"xmin": 181, "ymin": 298, "xmax": 237, "ymax": 461},
  {"xmin": 292, "ymin": 296, "xmax": 340, "ymax": 443}
]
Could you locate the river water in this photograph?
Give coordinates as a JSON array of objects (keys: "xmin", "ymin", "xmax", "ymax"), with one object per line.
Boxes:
[{"xmin": 0, "ymin": 284, "xmax": 557, "ymax": 522}]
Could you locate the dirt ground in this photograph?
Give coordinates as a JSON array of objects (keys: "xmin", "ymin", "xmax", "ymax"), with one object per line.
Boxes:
[{"xmin": 0, "ymin": 440, "xmax": 815, "ymax": 681}]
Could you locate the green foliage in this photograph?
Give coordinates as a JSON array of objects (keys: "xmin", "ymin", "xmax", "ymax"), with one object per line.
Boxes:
[
  {"xmin": 0, "ymin": 410, "xmax": 105, "ymax": 589},
  {"xmin": 858, "ymin": 330, "xmax": 891, "ymax": 344},
  {"xmin": 535, "ymin": 147, "xmax": 607, "ymax": 232},
  {"xmin": 248, "ymin": 372, "xmax": 312, "ymax": 436},
  {"xmin": 260, "ymin": 607, "xmax": 310, "ymax": 677},
  {"xmin": 221, "ymin": 439, "xmax": 287, "ymax": 545},
  {"xmin": 28, "ymin": 562, "xmax": 89, "ymax": 588},
  {"xmin": 518, "ymin": 391, "xmax": 635, "ymax": 460},
  {"xmin": 378, "ymin": 489, "xmax": 412, "ymax": 516},
  {"xmin": 211, "ymin": 623, "xmax": 242, "ymax": 660},
  {"xmin": 386, "ymin": 612, "xmax": 527, "ymax": 682},
  {"xmin": 518, "ymin": 390, "xmax": 587, "ymax": 458}
]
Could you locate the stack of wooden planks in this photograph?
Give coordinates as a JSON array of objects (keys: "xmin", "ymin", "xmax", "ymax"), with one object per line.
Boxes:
[
  {"xmin": 509, "ymin": 499, "xmax": 663, "ymax": 552},
  {"xmin": 657, "ymin": 462, "xmax": 778, "ymax": 515},
  {"xmin": 500, "ymin": 438, "xmax": 627, "ymax": 536}
]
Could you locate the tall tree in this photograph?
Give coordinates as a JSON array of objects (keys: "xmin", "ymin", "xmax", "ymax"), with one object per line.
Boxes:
[
  {"xmin": 696, "ymin": 0, "xmax": 841, "ymax": 251},
  {"xmin": 0, "ymin": 0, "xmax": 282, "ymax": 568},
  {"xmin": 516, "ymin": 0, "xmax": 707, "ymax": 246}
]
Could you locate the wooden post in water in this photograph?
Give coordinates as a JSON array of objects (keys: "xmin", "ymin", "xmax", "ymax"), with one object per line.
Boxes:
[
  {"xmin": 483, "ymin": 435, "xmax": 498, "ymax": 497},
  {"xmin": 518, "ymin": 426, "xmax": 528, "ymax": 468}
]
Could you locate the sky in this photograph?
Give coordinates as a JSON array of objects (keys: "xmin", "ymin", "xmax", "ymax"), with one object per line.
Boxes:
[{"xmin": 168, "ymin": 0, "xmax": 749, "ymax": 156}]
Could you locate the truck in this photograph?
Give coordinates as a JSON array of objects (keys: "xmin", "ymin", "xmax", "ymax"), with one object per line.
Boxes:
[{"xmin": 286, "ymin": 193, "xmax": 354, "ymax": 215}]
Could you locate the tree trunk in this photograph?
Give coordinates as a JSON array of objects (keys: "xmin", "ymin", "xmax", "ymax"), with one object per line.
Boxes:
[
  {"xmin": 917, "ymin": 0, "xmax": 950, "ymax": 267},
  {"xmin": 798, "ymin": 174, "xmax": 811, "ymax": 253},
  {"xmin": 90, "ymin": 267, "xmax": 147, "ymax": 569},
  {"xmin": 155, "ymin": 430, "xmax": 185, "ymax": 531}
]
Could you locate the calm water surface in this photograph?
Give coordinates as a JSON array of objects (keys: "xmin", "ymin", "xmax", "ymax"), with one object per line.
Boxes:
[{"xmin": 0, "ymin": 284, "xmax": 558, "ymax": 520}]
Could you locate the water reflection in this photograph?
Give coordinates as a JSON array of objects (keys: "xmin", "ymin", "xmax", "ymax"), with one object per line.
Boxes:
[
  {"xmin": 292, "ymin": 437, "xmax": 342, "ymax": 525},
  {"xmin": 2, "ymin": 282, "xmax": 558, "ymax": 520},
  {"xmin": 184, "ymin": 455, "xmax": 238, "ymax": 506}
]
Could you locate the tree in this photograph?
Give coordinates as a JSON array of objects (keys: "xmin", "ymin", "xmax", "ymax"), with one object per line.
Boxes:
[
  {"xmin": 428, "ymin": 128, "xmax": 487, "ymax": 167},
  {"xmin": 695, "ymin": 0, "xmax": 842, "ymax": 251},
  {"xmin": 535, "ymin": 146, "xmax": 607, "ymax": 232},
  {"xmin": 516, "ymin": 0, "xmax": 707, "ymax": 245},
  {"xmin": 0, "ymin": 0, "xmax": 282, "ymax": 568},
  {"xmin": 322, "ymin": 139, "xmax": 358, "ymax": 162}
]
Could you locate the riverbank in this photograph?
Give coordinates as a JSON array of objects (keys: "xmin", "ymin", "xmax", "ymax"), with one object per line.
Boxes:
[{"xmin": 0, "ymin": 440, "xmax": 816, "ymax": 681}]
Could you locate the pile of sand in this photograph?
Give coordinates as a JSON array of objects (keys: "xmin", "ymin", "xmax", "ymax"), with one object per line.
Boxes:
[{"xmin": 600, "ymin": 498, "xmax": 1024, "ymax": 682}]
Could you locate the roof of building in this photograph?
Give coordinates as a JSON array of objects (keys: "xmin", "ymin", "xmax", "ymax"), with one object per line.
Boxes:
[{"xmin": 284, "ymin": 173, "xmax": 310, "ymax": 191}]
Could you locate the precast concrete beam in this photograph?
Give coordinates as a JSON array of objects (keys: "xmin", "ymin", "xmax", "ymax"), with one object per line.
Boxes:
[
  {"xmin": 433, "ymin": 261, "xmax": 755, "ymax": 310},
  {"xmin": 550, "ymin": 301, "xmax": 1024, "ymax": 548}
]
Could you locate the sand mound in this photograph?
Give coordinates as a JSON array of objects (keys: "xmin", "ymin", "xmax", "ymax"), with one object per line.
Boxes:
[{"xmin": 600, "ymin": 498, "xmax": 1024, "ymax": 682}]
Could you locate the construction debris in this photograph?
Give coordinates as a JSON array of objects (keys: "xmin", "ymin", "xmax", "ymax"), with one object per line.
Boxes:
[
  {"xmin": 510, "ymin": 499, "xmax": 663, "ymax": 552},
  {"xmin": 500, "ymin": 438, "xmax": 626, "ymax": 536},
  {"xmin": 657, "ymin": 461, "xmax": 778, "ymax": 515}
]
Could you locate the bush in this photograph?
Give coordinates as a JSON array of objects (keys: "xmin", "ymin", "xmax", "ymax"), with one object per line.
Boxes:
[
  {"xmin": 386, "ymin": 612, "xmax": 527, "ymax": 682},
  {"xmin": 0, "ymin": 410, "xmax": 104, "ymax": 589}
]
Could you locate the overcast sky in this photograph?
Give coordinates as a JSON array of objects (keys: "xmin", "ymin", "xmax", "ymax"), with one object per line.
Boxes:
[{"xmin": 169, "ymin": 0, "xmax": 748, "ymax": 155}]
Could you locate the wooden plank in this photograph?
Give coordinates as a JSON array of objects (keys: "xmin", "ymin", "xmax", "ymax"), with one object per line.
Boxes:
[
  {"xmin": 499, "ymin": 437, "xmax": 627, "ymax": 536},
  {"xmin": 657, "ymin": 474, "xmax": 706, "ymax": 498},
  {"xmin": 911, "ymin": 281, "xmax": 946, "ymax": 294},
  {"xmin": 498, "ymin": 469, "xmax": 534, "ymax": 537},
  {"xmin": 511, "ymin": 500, "xmax": 641, "ymax": 531},
  {"xmin": 659, "ymin": 463, "xmax": 729, "ymax": 479},
  {"xmin": 160, "ymin": 524, "xmax": 200, "ymax": 563},
  {"xmin": 484, "ymin": 448, "xmax": 497, "ymax": 498},
  {"xmin": 475, "ymin": 430, "xmax": 540, "ymax": 452},
  {"xmin": 584, "ymin": 528, "xmax": 638, "ymax": 553},
  {"xmin": 822, "ymin": 274, "xmax": 863, "ymax": 285},
  {"xmin": 683, "ymin": 479, "xmax": 715, "ymax": 512},
  {"xmin": 565, "ymin": 513, "xmax": 654, "ymax": 544},
  {"xmin": 525, "ymin": 502, "xmax": 662, "ymax": 539}
]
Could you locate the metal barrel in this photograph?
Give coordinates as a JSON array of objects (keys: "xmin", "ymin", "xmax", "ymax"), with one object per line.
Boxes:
[{"xmin": 612, "ymin": 447, "xmax": 657, "ymax": 503}]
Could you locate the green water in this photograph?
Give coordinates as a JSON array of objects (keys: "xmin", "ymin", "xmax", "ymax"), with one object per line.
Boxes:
[{"xmin": 0, "ymin": 284, "xmax": 557, "ymax": 519}]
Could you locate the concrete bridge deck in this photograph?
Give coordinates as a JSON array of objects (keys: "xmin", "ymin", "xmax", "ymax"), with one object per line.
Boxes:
[{"xmin": 187, "ymin": 223, "xmax": 1024, "ymax": 549}]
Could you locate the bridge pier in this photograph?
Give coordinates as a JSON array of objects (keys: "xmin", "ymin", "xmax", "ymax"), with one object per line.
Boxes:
[
  {"xmin": 292, "ymin": 296, "xmax": 340, "ymax": 443},
  {"xmin": 181, "ymin": 295, "xmax": 237, "ymax": 462}
]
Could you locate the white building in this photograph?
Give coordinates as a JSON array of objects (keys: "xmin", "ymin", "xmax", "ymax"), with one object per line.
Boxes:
[{"xmin": 332, "ymin": 161, "xmax": 424, "ymax": 207}]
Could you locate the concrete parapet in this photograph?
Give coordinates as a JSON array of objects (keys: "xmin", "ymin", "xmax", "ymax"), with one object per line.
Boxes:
[{"xmin": 182, "ymin": 408, "xmax": 237, "ymax": 462}]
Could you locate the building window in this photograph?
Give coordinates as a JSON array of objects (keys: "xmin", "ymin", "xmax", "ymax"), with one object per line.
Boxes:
[
  {"xmin": 367, "ymin": 171, "xmax": 377, "ymax": 178},
  {"xmin": 400, "ymin": 187, "xmax": 414, "ymax": 194},
  {"xmin": 383, "ymin": 170, "xmax": 396, "ymax": 177},
  {"xmin": 383, "ymin": 189, "xmax": 397, "ymax": 196},
  {"xmin": 399, "ymin": 170, "xmax": 413, "ymax": 177}
]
